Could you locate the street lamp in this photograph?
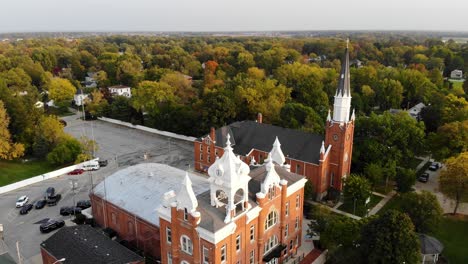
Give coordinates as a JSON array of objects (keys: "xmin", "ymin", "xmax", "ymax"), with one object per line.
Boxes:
[{"xmin": 52, "ymin": 258, "xmax": 66, "ymax": 264}]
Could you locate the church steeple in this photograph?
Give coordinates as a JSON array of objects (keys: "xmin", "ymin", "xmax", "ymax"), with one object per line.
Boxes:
[{"xmin": 332, "ymin": 39, "xmax": 352, "ymax": 123}]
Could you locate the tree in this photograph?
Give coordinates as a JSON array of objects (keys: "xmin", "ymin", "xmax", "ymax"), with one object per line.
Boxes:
[
  {"xmin": 47, "ymin": 77, "xmax": 76, "ymax": 103},
  {"xmin": 429, "ymin": 120, "xmax": 468, "ymax": 161},
  {"xmin": 363, "ymin": 163, "xmax": 384, "ymax": 187},
  {"xmin": 0, "ymin": 100, "xmax": 24, "ymax": 159},
  {"xmin": 441, "ymin": 94, "xmax": 468, "ymax": 124},
  {"xmin": 160, "ymin": 72, "xmax": 196, "ymax": 104},
  {"xmin": 439, "ymin": 152, "xmax": 468, "ymax": 214},
  {"xmin": 200, "ymin": 90, "xmax": 237, "ymax": 132},
  {"xmin": 85, "ymin": 90, "xmax": 109, "ymax": 117},
  {"xmin": 360, "ymin": 210, "xmax": 420, "ymax": 264},
  {"xmin": 46, "ymin": 136, "xmax": 82, "ymax": 165},
  {"xmin": 374, "ymin": 78, "xmax": 403, "ymax": 110},
  {"xmin": 343, "ymin": 174, "xmax": 372, "ymax": 207},
  {"xmin": 131, "ymin": 81, "xmax": 176, "ymax": 115},
  {"xmin": 400, "ymin": 191, "xmax": 443, "ymax": 233},
  {"xmin": 279, "ymin": 103, "xmax": 324, "ymax": 133},
  {"xmin": 395, "ymin": 168, "xmax": 416, "ymax": 193},
  {"xmin": 34, "ymin": 115, "xmax": 66, "ymax": 150}
]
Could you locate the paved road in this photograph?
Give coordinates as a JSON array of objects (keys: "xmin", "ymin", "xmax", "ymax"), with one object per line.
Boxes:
[
  {"xmin": 414, "ymin": 166, "xmax": 468, "ymax": 215},
  {"xmin": 0, "ymin": 112, "xmax": 194, "ymax": 263}
]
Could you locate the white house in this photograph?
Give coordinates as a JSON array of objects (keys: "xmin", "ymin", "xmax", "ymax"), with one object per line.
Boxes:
[
  {"xmin": 73, "ymin": 91, "xmax": 89, "ymax": 106},
  {"xmin": 83, "ymin": 72, "xmax": 97, "ymax": 88},
  {"xmin": 407, "ymin": 102, "xmax": 426, "ymax": 120},
  {"xmin": 450, "ymin": 69, "xmax": 463, "ymax": 79},
  {"xmin": 108, "ymin": 85, "xmax": 132, "ymax": 98}
]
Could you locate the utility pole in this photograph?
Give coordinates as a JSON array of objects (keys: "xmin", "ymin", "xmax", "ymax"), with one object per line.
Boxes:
[{"xmin": 16, "ymin": 241, "xmax": 22, "ymax": 264}]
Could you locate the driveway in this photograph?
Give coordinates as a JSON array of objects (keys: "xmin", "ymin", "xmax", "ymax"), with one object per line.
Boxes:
[{"xmin": 414, "ymin": 167, "xmax": 468, "ymax": 215}]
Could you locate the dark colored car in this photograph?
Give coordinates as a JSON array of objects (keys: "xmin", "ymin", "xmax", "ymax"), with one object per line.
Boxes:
[
  {"xmin": 59, "ymin": 119, "xmax": 67, "ymax": 127},
  {"xmin": 47, "ymin": 194, "xmax": 62, "ymax": 206},
  {"xmin": 68, "ymin": 169, "xmax": 84, "ymax": 175},
  {"xmin": 19, "ymin": 204, "xmax": 33, "ymax": 215},
  {"xmin": 76, "ymin": 200, "xmax": 91, "ymax": 209},
  {"xmin": 98, "ymin": 160, "xmax": 108, "ymax": 167},
  {"xmin": 40, "ymin": 219, "xmax": 65, "ymax": 233},
  {"xmin": 429, "ymin": 162, "xmax": 441, "ymax": 171},
  {"xmin": 45, "ymin": 187, "xmax": 55, "ymax": 199},
  {"xmin": 35, "ymin": 199, "xmax": 46, "ymax": 209},
  {"xmin": 418, "ymin": 173, "xmax": 430, "ymax": 183},
  {"xmin": 60, "ymin": 206, "xmax": 82, "ymax": 216}
]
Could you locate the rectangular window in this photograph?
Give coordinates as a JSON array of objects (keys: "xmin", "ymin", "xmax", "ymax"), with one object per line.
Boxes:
[
  {"xmin": 184, "ymin": 208, "xmax": 189, "ymax": 221},
  {"xmin": 284, "ymin": 224, "xmax": 289, "ymax": 238},
  {"xmin": 285, "ymin": 202, "xmax": 289, "ymax": 216},
  {"xmin": 296, "ymin": 164, "xmax": 301, "ymax": 174},
  {"xmin": 215, "ymin": 149, "xmax": 218, "ymax": 157},
  {"xmin": 168, "ymin": 252, "xmax": 173, "ymax": 264},
  {"xmin": 221, "ymin": 245, "xmax": 226, "ymax": 263},
  {"xmin": 330, "ymin": 172, "xmax": 335, "ymax": 187},
  {"xmin": 289, "ymin": 240, "xmax": 293, "ymax": 250},
  {"xmin": 236, "ymin": 235, "xmax": 241, "ymax": 252},
  {"xmin": 296, "ymin": 194, "xmax": 300, "ymax": 209},
  {"xmin": 203, "ymin": 246, "xmax": 209, "ymax": 264},
  {"xmin": 200, "ymin": 144, "xmax": 203, "ymax": 151},
  {"xmin": 208, "ymin": 155, "xmax": 211, "ymax": 163},
  {"xmin": 249, "ymin": 250, "xmax": 255, "ymax": 264},
  {"xmin": 295, "ymin": 216, "xmax": 299, "ymax": 230},
  {"xmin": 250, "ymin": 225, "xmax": 255, "ymax": 241},
  {"xmin": 166, "ymin": 227, "xmax": 172, "ymax": 243},
  {"xmin": 200, "ymin": 153, "xmax": 203, "ymax": 161}
]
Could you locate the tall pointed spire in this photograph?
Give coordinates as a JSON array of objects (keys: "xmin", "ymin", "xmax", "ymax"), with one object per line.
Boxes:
[
  {"xmin": 335, "ymin": 41, "xmax": 351, "ymax": 97},
  {"xmin": 270, "ymin": 137, "xmax": 286, "ymax": 165},
  {"xmin": 332, "ymin": 40, "xmax": 352, "ymax": 123}
]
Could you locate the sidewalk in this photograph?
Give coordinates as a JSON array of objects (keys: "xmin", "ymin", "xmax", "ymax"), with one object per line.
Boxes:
[
  {"xmin": 368, "ymin": 191, "xmax": 396, "ymax": 216},
  {"xmin": 307, "ymin": 200, "xmax": 362, "ymax": 220}
]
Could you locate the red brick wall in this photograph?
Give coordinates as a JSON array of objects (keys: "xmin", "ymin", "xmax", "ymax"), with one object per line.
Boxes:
[
  {"xmin": 40, "ymin": 248, "xmax": 59, "ymax": 264},
  {"xmin": 90, "ymin": 194, "xmax": 161, "ymax": 259}
]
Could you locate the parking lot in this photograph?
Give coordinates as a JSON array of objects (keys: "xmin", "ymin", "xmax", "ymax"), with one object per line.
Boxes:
[
  {"xmin": 414, "ymin": 165, "xmax": 468, "ymax": 215},
  {"xmin": 0, "ymin": 112, "xmax": 195, "ymax": 263}
]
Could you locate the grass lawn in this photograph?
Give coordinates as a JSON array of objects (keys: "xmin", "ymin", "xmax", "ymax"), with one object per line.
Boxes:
[
  {"xmin": 0, "ymin": 160, "xmax": 59, "ymax": 187},
  {"xmin": 431, "ymin": 215, "xmax": 468, "ymax": 264},
  {"xmin": 338, "ymin": 194, "xmax": 383, "ymax": 217},
  {"xmin": 378, "ymin": 195, "xmax": 468, "ymax": 264}
]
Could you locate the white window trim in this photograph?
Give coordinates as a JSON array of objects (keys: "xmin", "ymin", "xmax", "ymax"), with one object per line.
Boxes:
[
  {"xmin": 180, "ymin": 235, "xmax": 193, "ymax": 255},
  {"xmin": 250, "ymin": 225, "xmax": 255, "ymax": 242},
  {"xmin": 166, "ymin": 227, "xmax": 172, "ymax": 243},
  {"xmin": 221, "ymin": 244, "xmax": 227, "ymax": 263},
  {"xmin": 264, "ymin": 211, "xmax": 278, "ymax": 231},
  {"xmin": 236, "ymin": 234, "xmax": 241, "ymax": 252},
  {"xmin": 203, "ymin": 246, "xmax": 209, "ymax": 264}
]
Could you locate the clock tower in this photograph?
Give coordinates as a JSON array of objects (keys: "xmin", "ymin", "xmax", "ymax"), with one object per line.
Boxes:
[{"xmin": 324, "ymin": 40, "xmax": 355, "ymax": 190}]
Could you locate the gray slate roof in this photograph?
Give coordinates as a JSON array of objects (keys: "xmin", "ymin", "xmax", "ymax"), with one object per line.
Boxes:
[
  {"xmin": 201, "ymin": 120, "xmax": 324, "ymax": 164},
  {"xmin": 336, "ymin": 47, "xmax": 351, "ymax": 97},
  {"xmin": 40, "ymin": 225, "xmax": 143, "ymax": 264},
  {"xmin": 419, "ymin": 234, "xmax": 444, "ymax": 255}
]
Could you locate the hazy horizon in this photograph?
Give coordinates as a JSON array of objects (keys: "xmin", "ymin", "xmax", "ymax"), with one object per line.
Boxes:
[{"xmin": 1, "ymin": 0, "xmax": 468, "ymax": 33}]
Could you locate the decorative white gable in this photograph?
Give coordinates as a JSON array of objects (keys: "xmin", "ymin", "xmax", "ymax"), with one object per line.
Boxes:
[
  {"xmin": 269, "ymin": 137, "xmax": 286, "ymax": 165},
  {"xmin": 260, "ymin": 159, "xmax": 281, "ymax": 194},
  {"xmin": 207, "ymin": 134, "xmax": 251, "ymax": 223},
  {"xmin": 176, "ymin": 172, "xmax": 198, "ymax": 213}
]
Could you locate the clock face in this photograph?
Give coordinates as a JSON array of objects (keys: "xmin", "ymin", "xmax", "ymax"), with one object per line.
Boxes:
[{"xmin": 333, "ymin": 134, "xmax": 338, "ymax": 141}]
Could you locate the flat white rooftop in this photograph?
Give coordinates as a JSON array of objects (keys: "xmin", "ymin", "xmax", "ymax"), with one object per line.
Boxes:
[{"xmin": 93, "ymin": 163, "xmax": 210, "ymax": 226}]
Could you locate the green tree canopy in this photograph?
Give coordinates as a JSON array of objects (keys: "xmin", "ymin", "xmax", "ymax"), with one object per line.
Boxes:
[
  {"xmin": 400, "ymin": 191, "xmax": 443, "ymax": 233},
  {"xmin": 439, "ymin": 152, "xmax": 468, "ymax": 214}
]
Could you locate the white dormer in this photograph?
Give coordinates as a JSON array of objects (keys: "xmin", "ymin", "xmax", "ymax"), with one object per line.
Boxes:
[
  {"xmin": 260, "ymin": 159, "xmax": 281, "ymax": 195},
  {"xmin": 270, "ymin": 137, "xmax": 286, "ymax": 165},
  {"xmin": 176, "ymin": 172, "xmax": 198, "ymax": 213},
  {"xmin": 207, "ymin": 134, "xmax": 251, "ymax": 223}
]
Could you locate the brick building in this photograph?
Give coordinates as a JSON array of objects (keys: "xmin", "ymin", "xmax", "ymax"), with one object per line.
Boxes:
[
  {"xmin": 194, "ymin": 46, "xmax": 355, "ymax": 199},
  {"xmin": 159, "ymin": 135, "xmax": 307, "ymax": 264}
]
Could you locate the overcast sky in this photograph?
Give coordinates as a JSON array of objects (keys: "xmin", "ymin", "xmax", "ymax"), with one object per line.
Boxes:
[{"xmin": 1, "ymin": 0, "xmax": 468, "ymax": 32}]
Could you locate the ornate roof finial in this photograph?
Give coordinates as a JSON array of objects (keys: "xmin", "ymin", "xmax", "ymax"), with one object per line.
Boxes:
[
  {"xmin": 320, "ymin": 141, "xmax": 325, "ymax": 154},
  {"xmin": 351, "ymin": 108, "xmax": 356, "ymax": 121},
  {"xmin": 327, "ymin": 109, "xmax": 331, "ymax": 122},
  {"xmin": 176, "ymin": 172, "xmax": 198, "ymax": 212}
]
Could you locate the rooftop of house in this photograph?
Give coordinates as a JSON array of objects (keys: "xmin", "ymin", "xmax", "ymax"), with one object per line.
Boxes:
[
  {"xmin": 108, "ymin": 85, "xmax": 131, "ymax": 89},
  {"xmin": 199, "ymin": 120, "xmax": 324, "ymax": 164},
  {"xmin": 40, "ymin": 225, "xmax": 143, "ymax": 264},
  {"xmin": 92, "ymin": 163, "xmax": 210, "ymax": 226}
]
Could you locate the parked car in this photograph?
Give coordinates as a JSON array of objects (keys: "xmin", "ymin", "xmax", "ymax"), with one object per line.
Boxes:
[
  {"xmin": 429, "ymin": 162, "xmax": 441, "ymax": 171},
  {"xmin": 98, "ymin": 160, "xmax": 108, "ymax": 167},
  {"xmin": 45, "ymin": 187, "xmax": 55, "ymax": 199},
  {"xmin": 19, "ymin": 204, "xmax": 33, "ymax": 215},
  {"xmin": 60, "ymin": 206, "xmax": 82, "ymax": 216},
  {"xmin": 16, "ymin": 196, "xmax": 29, "ymax": 208},
  {"xmin": 59, "ymin": 119, "xmax": 67, "ymax": 127},
  {"xmin": 35, "ymin": 199, "xmax": 47, "ymax": 209},
  {"xmin": 76, "ymin": 200, "xmax": 91, "ymax": 209},
  {"xmin": 68, "ymin": 169, "xmax": 84, "ymax": 175},
  {"xmin": 40, "ymin": 219, "xmax": 65, "ymax": 233},
  {"xmin": 418, "ymin": 172, "xmax": 430, "ymax": 183},
  {"xmin": 47, "ymin": 194, "xmax": 62, "ymax": 206},
  {"xmin": 83, "ymin": 162, "xmax": 100, "ymax": 171}
]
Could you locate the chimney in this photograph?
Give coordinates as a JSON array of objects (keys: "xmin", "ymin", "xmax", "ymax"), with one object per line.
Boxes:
[
  {"xmin": 257, "ymin": 113, "xmax": 263, "ymax": 123},
  {"xmin": 210, "ymin": 127, "xmax": 216, "ymax": 142}
]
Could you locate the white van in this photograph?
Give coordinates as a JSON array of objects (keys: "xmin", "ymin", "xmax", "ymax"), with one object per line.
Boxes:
[{"xmin": 82, "ymin": 161, "xmax": 100, "ymax": 171}]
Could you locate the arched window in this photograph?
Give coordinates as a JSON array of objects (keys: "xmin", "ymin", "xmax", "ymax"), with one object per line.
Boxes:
[
  {"xmin": 264, "ymin": 236, "xmax": 279, "ymax": 254},
  {"xmin": 180, "ymin": 235, "xmax": 193, "ymax": 255},
  {"xmin": 264, "ymin": 211, "xmax": 278, "ymax": 230},
  {"xmin": 268, "ymin": 185, "xmax": 276, "ymax": 200}
]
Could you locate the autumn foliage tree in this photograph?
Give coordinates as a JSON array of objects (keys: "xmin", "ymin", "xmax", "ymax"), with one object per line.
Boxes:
[
  {"xmin": 439, "ymin": 152, "xmax": 468, "ymax": 214},
  {"xmin": 0, "ymin": 100, "xmax": 25, "ymax": 159}
]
